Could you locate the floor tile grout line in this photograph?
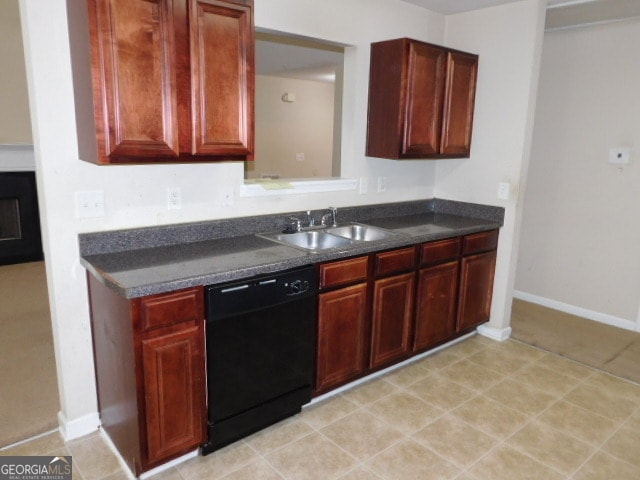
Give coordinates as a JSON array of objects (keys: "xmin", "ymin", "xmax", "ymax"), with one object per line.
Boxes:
[
  {"xmin": 466, "ymin": 355, "xmax": 639, "ymax": 479},
  {"xmin": 0, "ymin": 428, "xmax": 59, "ymax": 452}
]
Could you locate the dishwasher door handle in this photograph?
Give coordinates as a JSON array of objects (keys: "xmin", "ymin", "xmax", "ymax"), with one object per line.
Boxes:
[{"xmin": 220, "ymin": 284, "xmax": 250, "ymax": 294}]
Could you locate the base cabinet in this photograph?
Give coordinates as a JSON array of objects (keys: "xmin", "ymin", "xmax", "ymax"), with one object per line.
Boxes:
[
  {"xmin": 141, "ymin": 325, "xmax": 204, "ymax": 464},
  {"xmin": 88, "ymin": 277, "xmax": 206, "ymax": 475},
  {"xmin": 315, "ymin": 230, "xmax": 498, "ymax": 396},
  {"xmin": 457, "ymin": 250, "xmax": 497, "ymax": 332},
  {"xmin": 414, "ymin": 261, "xmax": 459, "ymax": 351},
  {"xmin": 316, "ymin": 283, "xmax": 368, "ymax": 393}
]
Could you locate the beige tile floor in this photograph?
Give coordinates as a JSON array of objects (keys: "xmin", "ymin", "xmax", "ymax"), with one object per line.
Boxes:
[{"xmin": 3, "ymin": 335, "xmax": 640, "ymax": 479}]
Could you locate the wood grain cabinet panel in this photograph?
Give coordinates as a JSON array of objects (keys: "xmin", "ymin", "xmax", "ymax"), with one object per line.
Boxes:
[
  {"xmin": 319, "ymin": 256, "xmax": 368, "ymax": 289},
  {"xmin": 142, "ymin": 324, "xmax": 205, "ymax": 464},
  {"xmin": 86, "ymin": 0, "xmax": 254, "ymax": 164},
  {"xmin": 88, "ymin": 278, "xmax": 205, "ymax": 475},
  {"xmin": 190, "ymin": 0, "xmax": 253, "ymax": 156},
  {"xmin": 440, "ymin": 51, "xmax": 478, "ymax": 156},
  {"xmin": 414, "ymin": 261, "xmax": 459, "ymax": 351},
  {"xmin": 374, "ymin": 247, "xmax": 416, "ymax": 277},
  {"xmin": 315, "ymin": 283, "xmax": 367, "ymax": 393},
  {"xmin": 88, "ymin": 0, "xmax": 180, "ymax": 161},
  {"xmin": 366, "ymin": 37, "xmax": 478, "ymax": 160},
  {"xmin": 457, "ymin": 250, "xmax": 497, "ymax": 332},
  {"xmin": 370, "ymin": 272, "xmax": 415, "ymax": 368}
]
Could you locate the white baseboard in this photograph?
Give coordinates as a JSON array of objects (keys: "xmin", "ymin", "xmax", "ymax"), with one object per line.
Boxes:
[
  {"xmin": 57, "ymin": 410, "xmax": 100, "ymax": 442},
  {"xmin": 0, "ymin": 144, "xmax": 35, "ymax": 171},
  {"xmin": 477, "ymin": 324, "xmax": 512, "ymax": 342},
  {"xmin": 513, "ymin": 290, "xmax": 639, "ymax": 332}
]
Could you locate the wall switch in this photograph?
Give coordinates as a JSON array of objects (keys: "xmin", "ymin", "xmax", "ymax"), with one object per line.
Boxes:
[
  {"xmin": 167, "ymin": 187, "xmax": 181, "ymax": 210},
  {"xmin": 295, "ymin": 153, "xmax": 305, "ymax": 162},
  {"xmin": 609, "ymin": 147, "xmax": 631, "ymax": 165},
  {"xmin": 359, "ymin": 177, "xmax": 368, "ymax": 194},
  {"xmin": 377, "ymin": 176, "xmax": 387, "ymax": 193},
  {"xmin": 497, "ymin": 182, "xmax": 510, "ymax": 200},
  {"xmin": 75, "ymin": 190, "xmax": 105, "ymax": 218}
]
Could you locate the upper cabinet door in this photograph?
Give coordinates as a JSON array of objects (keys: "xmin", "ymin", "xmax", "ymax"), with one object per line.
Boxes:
[
  {"xmin": 86, "ymin": 0, "xmax": 254, "ymax": 164},
  {"xmin": 402, "ymin": 42, "xmax": 446, "ymax": 157},
  {"xmin": 189, "ymin": 0, "xmax": 254, "ymax": 156},
  {"xmin": 440, "ymin": 51, "xmax": 478, "ymax": 157},
  {"xmin": 89, "ymin": 0, "xmax": 180, "ymax": 162}
]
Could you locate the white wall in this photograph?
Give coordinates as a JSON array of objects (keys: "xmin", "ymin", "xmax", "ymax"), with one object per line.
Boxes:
[
  {"xmin": 19, "ymin": 0, "xmax": 545, "ymax": 439},
  {"xmin": 0, "ymin": 0, "xmax": 31, "ymax": 145},
  {"xmin": 515, "ymin": 19, "xmax": 640, "ymax": 331},
  {"xmin": 249, "ymin": 75, "xmax": 335, "ymax": 179},
  {"xmin": 437, "ymin": 0, "xmax": 547, "ymax": 338}
]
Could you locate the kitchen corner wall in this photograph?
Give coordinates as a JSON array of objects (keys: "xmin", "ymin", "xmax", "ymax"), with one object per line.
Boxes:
[
  {"xmin": 437, "ymin": 0, "xmax": 547, "ymax": 335},
  {"xmin": 19, "ymin": 0, "xmax": 545, "ymax": 440},
  {"xmin": 515, "ymin": 18, "xmax": 640, "ymax": 331}
]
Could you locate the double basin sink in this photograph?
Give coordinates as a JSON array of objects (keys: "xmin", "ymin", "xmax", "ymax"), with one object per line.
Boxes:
[{"xmin": 258, "ymin": 223, "xmax": 402, "ymax": 253}]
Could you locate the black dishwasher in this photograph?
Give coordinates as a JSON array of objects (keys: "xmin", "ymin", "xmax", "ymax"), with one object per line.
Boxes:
[{"xmin": 201, "ymin": 265, "xmax": 317, "ymax": 454}]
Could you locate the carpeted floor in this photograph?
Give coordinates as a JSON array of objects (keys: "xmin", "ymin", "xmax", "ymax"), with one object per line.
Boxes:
[
  {"xmin": 0, "ymin": 261, "xmax": 59, "ymax": 447},
  {"xmin": 511, "ymin": 298, "xmax": 640, "ymax": 385}
]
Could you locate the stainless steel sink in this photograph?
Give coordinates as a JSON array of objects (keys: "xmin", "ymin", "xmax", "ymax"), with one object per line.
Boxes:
[
  {"xmin": 259, "ymin": 231, "xmax": 354, "ymax": 252},
  {"xmin": 325, "ymin": 223, "xmax": 399, "ymax": 242}
]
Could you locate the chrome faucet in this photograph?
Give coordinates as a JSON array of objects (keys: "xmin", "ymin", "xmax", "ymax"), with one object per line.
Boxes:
[
  {"xmin": 283, "ymin": 207, "xmax": 337, "ymax": 233},
  {"xmin": 306, "ymin": 210, "xmax": 315, "ymax": 227},
  {"xmin": 321, "ymin": 207, "xmax": 338, "ymax": 227}
]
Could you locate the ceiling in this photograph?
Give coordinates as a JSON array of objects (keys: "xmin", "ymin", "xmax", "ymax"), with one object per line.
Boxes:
[{"xmin": 398, "ymin": 0, "xmax": 570, "ymax": 15}]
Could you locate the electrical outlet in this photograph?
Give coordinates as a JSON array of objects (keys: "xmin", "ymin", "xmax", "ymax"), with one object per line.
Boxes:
[
  {"xmin": 295, "ymin": 153, "xmax": 305, "ymax": 162},
  {"xmin": 167, "ymin": 187, "xmax": 181, "ymax": 210},
  {"xmin": 377, "ymin": 176, "xmax": 387, "ymax": 193},
  {"xmin": 75, "ymin": 190, "xmax": 105, "ymax": 218},
  {"xmin": 359, "ymin": 177, "xmax": 368, "ymax": 194},
  {"xmin": 221, "ymin": 187, "xmax": 234, "ymax": 207}
]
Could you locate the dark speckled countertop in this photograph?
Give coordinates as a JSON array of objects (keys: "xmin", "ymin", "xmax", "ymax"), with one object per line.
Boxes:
[{"xmin": 80, "ymin": 198, "xmax": 504, "ymax": 298}]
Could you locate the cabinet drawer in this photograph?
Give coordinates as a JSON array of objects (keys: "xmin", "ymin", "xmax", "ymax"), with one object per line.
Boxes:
[
  {"xmin": 462, "ymin": 230, "xmax": 499, "ymax": 255},
  {"xmin": 140, "ymin": 288, "xmax": 203, "ymax": 331},
  {"xmin": 420, "ymin": 237, "xmax": 461, "ymax": 265},
  {"xmin": 319, "ymin": 257, "xmax": 368, "ymax": 289},
  {"xmin": 374, "ymin": 247, "xmax": 416, "ymax": 277}
]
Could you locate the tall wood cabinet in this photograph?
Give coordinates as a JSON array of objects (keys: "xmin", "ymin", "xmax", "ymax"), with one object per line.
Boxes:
[
  {"xmin": 366, "ymin": 37, "xmax": 478, "ymax": 160},
  {"xmin": 85, "ymin": 0, "xmax": 254, "ymax": 164},
  {"xmin": 88, "ymin": 277, "xmax": 206, "ymax": 474}
]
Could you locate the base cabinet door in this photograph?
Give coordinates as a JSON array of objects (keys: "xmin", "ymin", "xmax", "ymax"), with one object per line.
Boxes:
[
  {"xmin": 414, "ymin": 261, "xmax": 459, "ymax": 351},
  {"xmin": 88, "ymin": 277, "xmax": 205, "ymax": 475},
  {"xmin": 457, "ymin": 250, "xmax": 496, "ymax": 332},
  {"xmin": 142, "ymin": 323, "xmax": 205, "ymax": 464},
  {"xmin": 370, "ymin": 273, "xmax": 415, "ymax": 368},
  {"xmin": 315, "ymin": 283, "xmax": 367, "ymax": 393}
]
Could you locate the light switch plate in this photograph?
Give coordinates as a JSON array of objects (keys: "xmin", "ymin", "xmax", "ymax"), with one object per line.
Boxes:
[
  {"xmin": 497, "ymin": 182, "xmax": 510, "ymax": 200},
  {"xmin": 75, "ymin": 190, "xmax": 105, "ymax": 218}
]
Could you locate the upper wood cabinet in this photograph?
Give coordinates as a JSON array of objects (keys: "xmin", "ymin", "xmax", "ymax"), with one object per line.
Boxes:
[
  {"xmin": 366, "ymin": 38, "xmax": 478, "ymax": 160},
  {"xmin": 86, "ymin": 0, "xmax": 254, "ymax": 164}
]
